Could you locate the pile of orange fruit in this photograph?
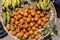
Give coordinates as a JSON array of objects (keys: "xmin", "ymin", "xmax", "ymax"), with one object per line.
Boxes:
[{"xmin": 6, "ymin": 6, "xmax": 50, "ymax": 40}]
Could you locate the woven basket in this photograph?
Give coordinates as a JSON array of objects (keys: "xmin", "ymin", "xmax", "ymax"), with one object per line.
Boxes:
[{"xmin": 0, "ymin": 2, "xmax": 57, "ymax": 40}]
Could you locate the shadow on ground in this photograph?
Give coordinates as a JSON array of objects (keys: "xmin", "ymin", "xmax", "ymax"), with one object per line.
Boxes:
[{"xmin": 43, "ymin": 34, "xmax": 52, "ymax": 40}]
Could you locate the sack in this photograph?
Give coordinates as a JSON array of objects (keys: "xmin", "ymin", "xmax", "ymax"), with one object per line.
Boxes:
[{"xmin": 52, "ymin": 0, "xmax": 60, "ymax": 5}]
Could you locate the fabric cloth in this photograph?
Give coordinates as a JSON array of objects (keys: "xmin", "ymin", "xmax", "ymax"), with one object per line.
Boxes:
[{"xmin": 52, "ymin": 0, "xmax": 60, "ymax": 6}]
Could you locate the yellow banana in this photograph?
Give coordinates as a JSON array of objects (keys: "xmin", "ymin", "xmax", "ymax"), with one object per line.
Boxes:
[
  {"xmin": 6, "ymin": 10, "xmax": 11, "ymax": 23},
  {"xmin": 4, "ymin": 0, "xmax": 9, "ymax": 8},
  {"xmin": 16, "ymin": 0, "xmax": 20, "ymax": 7},
  {"xmin": 2, "ymin": 0, "xmax": 6, "ymax": 6},
  {"xmin": 11, "ymin": 0, "xmax": 17, "ymax": 8},
  {"xmin": 46, "ymin": 2, "xmax": 51, "ymax": 10},
  {"xmin": 8, "ymin": 0, "xmax": 11, "ymax": 6},
  {"xmin": 37, "ymin": 3, "xmax": 41, "ymax": 9},
  {"xmin": 3, "ymin": 12, "xmax": 7, "ymax": 24},
  {"xmin": 37, "ymin": 0, "xmax": 51, "ymax": 10}
]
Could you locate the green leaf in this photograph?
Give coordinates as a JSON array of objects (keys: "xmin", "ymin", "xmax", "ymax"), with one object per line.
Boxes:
[
  {"xmin": 48, "ymin": 19, "xmax": 58, "ymax": 35},
  {"xmin": 52, "ymin": 24, "xmax": 58, "ymax": 35}
]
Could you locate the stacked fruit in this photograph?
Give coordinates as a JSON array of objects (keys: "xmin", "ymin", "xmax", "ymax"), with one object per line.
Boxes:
[
  {"xmin": 3, "ymin": 9, "xmax": 11, "ymax": 24},
  {"xmin": 36, "ymin": 0, "xmax": 51, "ymax": 10},
  {"xmin": 2, "ymin": 0, "xmax": 22, "ymax": 9},
  {"xmin": 5, "ymin": 6, "xmax": 50, "ymax": 40}
]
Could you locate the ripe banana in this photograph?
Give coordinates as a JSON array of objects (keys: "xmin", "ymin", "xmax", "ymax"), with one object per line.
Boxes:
[
  {"xmin": 4, "ymin": 0, "xmax": 10, "ymax": 8},
  {"xmin": 46, "ymin": 3, "xmax": 51, "ymax": 10},
  {"xmin": 2, "ymin": 0, "xmax": 22, "ymax": 9},
  {"xmin": 6, "ymin": 9, "xmax": 11, "ymax": 23},
  {"xmin": 37, "ymin": 3, "xmax": 41, "ymax": 9},
  {"xmin": 36, "ymin": 0, "xmax": 51, "ymax": 10},
  {"xmin": 2, "ymin": 0, "xmax": 6, "ymax": 6},
  {"xmin": 3, "ymin": 12, "xmax": 7, "ymax": 24},
  {"xmin": 11, "ymin": 0, "xmax": 17, "ymax": 8},
  {"xmin": 8, "ymin": 0, "xmax": 11, "ymax": 6},
  {"xmin": 16, "ymin": 0, "xmax": 20, "ymax": 7}
]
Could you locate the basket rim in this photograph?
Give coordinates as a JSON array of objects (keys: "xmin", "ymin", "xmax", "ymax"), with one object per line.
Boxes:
[{"xmin": 0, "ymin": 2, "xmax": 57, "ymax": 40}]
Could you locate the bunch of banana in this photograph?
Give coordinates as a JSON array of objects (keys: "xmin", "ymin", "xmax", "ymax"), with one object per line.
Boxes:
[
  {"xmin": 36, "ymin": 0, "xmax": 51, "ymax": 10},
  {"xmin": 6, "ymin": 9, "xmax": 11, "ymax": 23},
  {"xmin": 2, "ymin": 0, "xmax": 11, "ymax": 9},
  {"xmin": 3, "ymin": 9, "xmax": 11, "ymax": 24},
  {"xmin": 16, "ymin": 0, "xmax": 22, "ymax": 7},
  {"xmin": 2, "ymin": 0, "xmax": 22, "ymax": 9},
  {"xmin": 11, "ymin": 0, "xmax": 17, "ymax": 9},
  {"xmin": 2, "ymin": 0, "xmax": 6, "ymax": 6}
]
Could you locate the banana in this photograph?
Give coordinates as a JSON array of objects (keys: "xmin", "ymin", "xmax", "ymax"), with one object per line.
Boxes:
[
  {"xmin": 6, "ymin": 9, "xmax": 11, "ymax": 23},
  {"xmin": 3, "ymin": 12, "xmax": 7, "ymax": 24},
  {"xmin": 11, "ymin": 0, "xmax": 17, "ymax": 8},
  {"xmin": 2, "ymin": 0, "xmax": 6, "ymax": 6},
  {"xmin": 46, "ymin": 2, "xmax": 51, "ymax": 10},
  {"xmin": 47, "ymin": 0, "xmax": 50, "ymax": 4},
  {"xmin": 37, "ymin": 3, "xmax": 41, "ymax": 9},
  {"xmin": 8, "ymin": 0, "xmax": 11, "ymax": 6},
  {"xmin": 4, "ymin": 0, "xmax": 9, "ymax": 8},
  {"xmin": 43, "ymin": 0, "xmax": 47, "ymax": 7},
  {"xmin": 2, "ymin": 0, "xmax": 11, "ymax": 9},
  {"xmin": 43, "ymin": 0, "xmax": 47, "ymax": 10},
  {"xmin": 3, "ymin": 0, "xmax": 6, "ymax": 8},
  {"xmin": 40, "ymin": 2, "xmax": 44, "ymax": 10},
  {"xmin": 36, "ymin": 0, "xmax": 51, "ymax": 10},
  {"xmin": 2, "ymin": 0, "xmax": 22, "ymax": 9},
  {"xmin": 16, "ymin": 0, "xmax": 20, "ymax": 7}
]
